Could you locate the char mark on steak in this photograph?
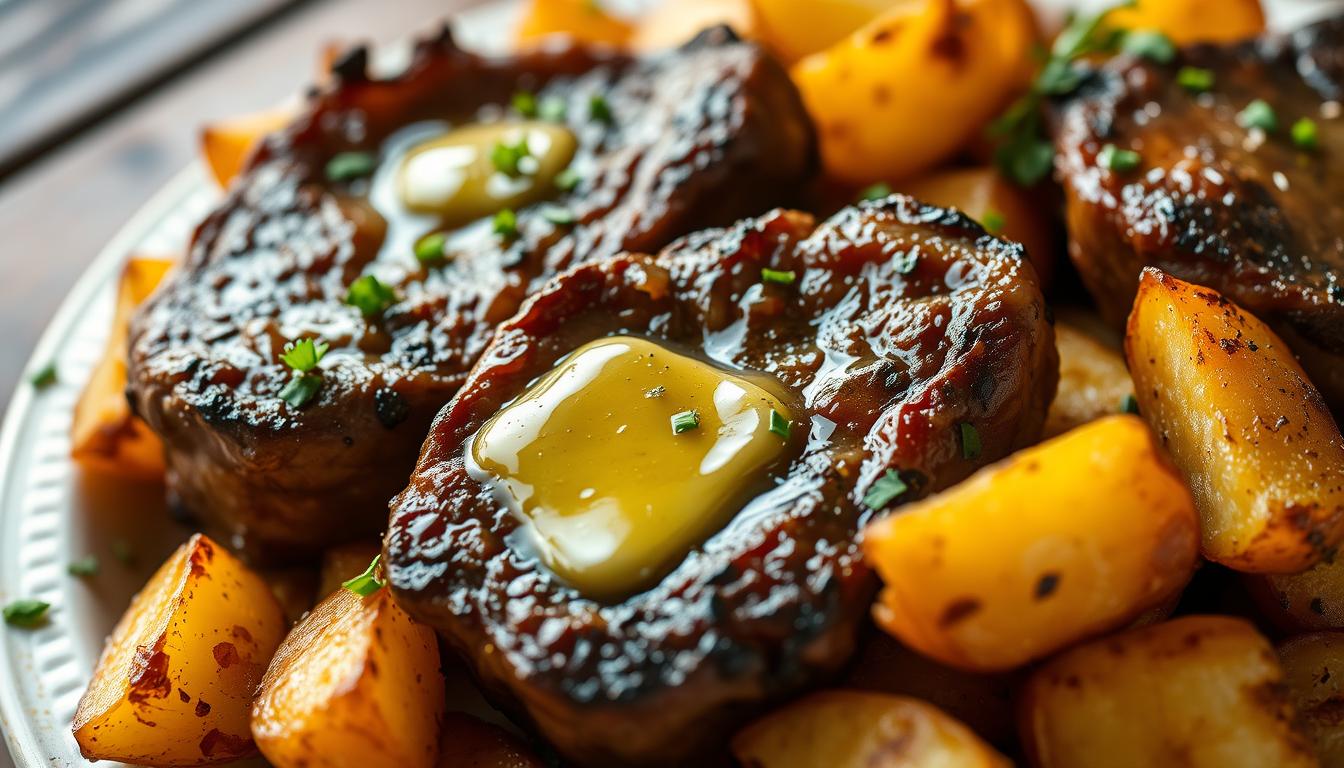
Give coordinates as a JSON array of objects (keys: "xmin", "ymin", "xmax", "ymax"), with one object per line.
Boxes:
[
  {"xmin": 1054, "ymin": 14, "xmax": 1344, "ymax": 414},
  {"xmin": 126, "ymin": 25, "xmax": 817, "ymax": 561},
  {"xmin": 385, "ymin": 196, "xmax": 1058, "ymax": 767}
]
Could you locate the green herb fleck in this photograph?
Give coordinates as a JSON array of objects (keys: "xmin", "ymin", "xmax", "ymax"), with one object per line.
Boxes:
[
  {"xmin": 1121, "ymin": 393, "xmax": 1140, "ymax": 414},
  {"xmin": 555, "ymin": 167, "xmax": 581, "ymax": 192},
  {"xmin": 769, "ymin": 410, "xmax": 791, "ymax": 439},
  {"xmin": 493, "ymin": 208, "xmax": 519, "ymax": 239},
  {"xmin": 67, "ymin": 556, "xmax": 99, "ymax": 578},
  {"xmin": 415, "ymin": 232, "xmax": 448, "ymax": 263},
  {"xmin": 761, "ymin": 268, "xmax": 797, "ymax": 285},
  {"xmin": 1237, "ymin": 99, "xmax": 1278, "ymax": 133},
  {"xmin": 542, "ymin": 206, "xmax": 577, "ymax": 227},
  {"xmin": 959, "ymin": 423, "xmax": 982, "ymax": 460},
  {"xmin": 588, "ymin": 94, "xmax": 613, "ymax": 123},
  {"xmin": 858, "ymin": 182, "xmax": 892, "ymax": 202},
  {"xmin": 512, "ymin": 91, "xmax": 538, "ymax": 117},
  {"xmin": 671, "ymin": 409, "xmax": 700, "ymax": 435},
  {"xmin": 4, "ymin": 599, "xmax": 49, "ymax": 628},
  {"xmin": 345, "ymin": 275, "xmax": 397, "ymax": 317},
  {"xmin": 491, "ymin": 137, "xmax": 532, "ymax": 177},
  {"xmin": 893, "ymin": 251, "xmax": 919, "ymax": 275},
  {"xmin": 1292, "ymin": 118, "xmax": 1320, "ymax": 151},
  {"xmin": 862, "ymin": 469, "xmax": 908, "ymax": 511},
  {"xmin": 1177, "ymin": 66, "xmax": 1215, "ymax": 92},
  {"xmin": 1098, "ymin": 143, "xmax": 1141, "ymax": 172},
  {"xmin": 1120, "ymin": 29, "xmax": 1175, "ymax": 64},
  {"xmin": 281, "ymin": 338, "xmax": 329, "ymax": 373},
  {"xmin": 981, "ymin": 210, "xmax": 1006, "ymax": 234},
  {"xmin": 539, "ymin": 97, "xmax": 568, "ymax": 122},
  {"xmin": 342, "ymin": 555, "xmax": 384, "ymax": 597},
  {"xmin": 325, "ymin": 151, "xmax": 377, "ymax": 181},
  {"xmin": 110, "ymin": 539, "xmax": 134, "ymax": 565},
  {"xmin": 279, "ymin": 375, "xmax": 322, "ymax": 409},
  {"xmin": 29, "ymin": 363, "xmax": 57, "ymax": 389}
]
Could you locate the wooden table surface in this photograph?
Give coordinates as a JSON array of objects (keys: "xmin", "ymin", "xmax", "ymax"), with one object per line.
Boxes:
[{"xmin": 0, "ymin": 0, "xmax": 483, "ymax": 410}]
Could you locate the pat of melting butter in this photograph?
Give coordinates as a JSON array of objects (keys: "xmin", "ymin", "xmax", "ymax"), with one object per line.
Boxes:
[
  {"xmin": 469, "ymin": 336, "xmax": 794, "ymax": 601},
  {"xmin": 397, "ymin": 121, "xmax": 576, "ymax": 224}
]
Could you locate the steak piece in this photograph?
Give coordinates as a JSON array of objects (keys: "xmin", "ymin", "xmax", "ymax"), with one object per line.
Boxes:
[
  {"xmin": 1055, "ymin": 15, "xmax": 1344, "ymax": 413},
  {"xmin": 386, "ymin": 197, "xmax": 1057, "ymax": 766},
  {"xmin": 127, "ymin": 26, "xmax": 816, "ymax": 560}
]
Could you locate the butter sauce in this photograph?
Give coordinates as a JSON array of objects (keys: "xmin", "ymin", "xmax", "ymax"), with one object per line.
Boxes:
[{"xmin": 468, "ymin": 336, "xmax": 797, "ymax": 601}]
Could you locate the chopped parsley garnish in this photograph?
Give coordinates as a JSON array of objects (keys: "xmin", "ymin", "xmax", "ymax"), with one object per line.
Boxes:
[
  {"xmin": 342, "ymin": 555, "xmax": 384, "ymax": 597},
  {"xmin": 279, "ymin": 375, "xmax": 322, "ymax": 409},
  {"xmin": 1098, "ymin": 143, "xmax": 1141, "ymax": 172},
  {"xmin": 539, "ymin": 97, "xmax": 568, "ymax": 122},
  {"xmin": 325, "ymin": 151, "xmax": 377, "ymax": 181},
  {"xmin": 110, "ymin": 539, "xmax": 134, "ymax": 565},
  {"xmin": 1120, "ymin": 29, "xmax": 1175, "ymax": 64},
  {"xmin": 959, "ymin": 423, "xmax": 982, "ymax": 460},
  {"xmin": 769, "ymin": 410, "xmax": 791, "ymax": 439},
  {"xmin": 555, "ymin": 167, "xmax": 581, "ymax": 192},
  {"xmin": 1121, "ymin": 393, "xmax": 1140, "ymax": 414},
  {"xmin": 67, "ymin": 556, "xmax": 99, "ymax": 577},
  {"xmin": 493, "ymin": 208, "xmax": 519, "ymax": 239},
  {"xmin": 1237, "ymin": 99, "xmax": 1278, "ymax": 133},
  {"xmin": 512, "ymin": 91, "xmax": 539, "ymax": 117},
  {"xmin": 29, "ymin": 363, "xmax": 57, "ymax": 389},
  {"xmin": 542, "ymin": 206, "xmax": 577, "ymax": 227},
  {"xmin": 491, "ymin": 137, "xmax": 532, "ymax": 177},
  {"xmin": 862, "ymin": 469, "xmax": 908, "ymax": 511},
  {"xmin": 893, "ymin": 251, "xmax": 919, "ymax": 275},
  {"xmin": 4, "ymin": 599, "xmax": 49, "ymax": 628},
  {"xmin": 345, "ymin": 275, "xmax": 397, "ymax": 317},
  {"xmin": 981, "ymin": 210, "xmax": 1006, "ymax": 235},
  {"xmin": 415, "ymin": 232, "xmax": 447, "ymax": 263},
  {"xmin": 281, "ymin": 338, "xmax": 329, "ymax": 373},
  {"xmin": 1292, "ymin": 118, "xmax": 1320, "ymax": 151},
  {"xmin": 858, "ymin": 182, "xmax": 892, "ymax": 202},
  {"xmin": 671, "ymin": 409, "xmax": 700, "ymax": 435},
  {"xmin": 588, "ymin": 94, "xmax": 613, "ymax": 123},
  {"xmin": 761, "ymin": 267, "xmax": 797, "ymax": 285},
  {"xmin": 1177, "ymin": 66, "xmax": 1215, "ymax": 92}
]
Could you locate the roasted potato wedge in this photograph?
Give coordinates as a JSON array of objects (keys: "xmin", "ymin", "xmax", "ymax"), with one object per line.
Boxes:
[
  {"xmin": 752, "ymin": 0, "xmax": 890, "ymax": 62},
  {"xmin": 1126, "ymin": 268, "xmax": 1344, "ymax": 573},
  {"xmin": 791, "ymin": 0, "xmax": 1038, "ymax": 184},
  {"xmin": 631, "ymin": 0, "xmax": 757, "ymax": 51},
  {"xmin": 251, "ymin": 584, "xmax": 445, "ymax": 768},
  {"xmin": 1106, "ymin": 0, "xmax": 1265, "ymax": 45},
  {"xmin": 71, "ymin": 256, "xmax": 173, "ymax": 480},
  {"xmin": 1280, "ymin": 631, "xmax": 1344, "ymax": 767},
  {"xmin": 73, "ymin": 534, "xmax": 286, "ymax": 766},
  {"xmin": 864, "ymin": 415, "xmax": 1199, "ymax": 671},
  {"xmin": 440, "ymin": 712, "xmax": 544, "ymax": 768},
  {"xmin": 515, "ymin": 0, "xmax": 633, "ymax": 48},
  {"xmin": 201, "ymin": 107, "xmax": 293, "ymax": 189},
  {"xmin": 732, "ymin": 690, "xmax": 1009, "ymax": 767},
  {"xmin": 1043, "ymin": 315, "xmax": 1135, "ymax": 439},
  {"xmin": 317, "ymin": 540, "xmax": 382, "ymax": 597},
  {"xmin": 1020, "ymin": 616, "xmax": 1317, "ymax": 768},
  {"xmin": 1249, "ymin": 559, "xmax": 1344, "ymax": 633}
]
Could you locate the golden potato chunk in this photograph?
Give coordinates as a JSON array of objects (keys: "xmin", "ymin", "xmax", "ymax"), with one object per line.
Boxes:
[
  {"xmin": 1106, "ymin": 0, "xmax": 1265, "ymax": 44},
  {"xmin": 1280, "ymin": 632, "xmax": 1344, "ymax": 767},
  {"xmin": 791, "ymin": 0, "xmax": 1038, "ymax": 184},
  {"xmin": 752, "ymin": 0, "xmax": 890, "ymax": 62},
  {"xmin": 71, "ymin": 256, "xmax": 172, "ymax": 480},
  {"xmin": 864, "ymin": 415, "xmax": 1199, "ymax": 671},
  {"xmin": 439, "ymin": 712, "xmax": 544, "ymax": 768},
  {"xmin": 515, "ymin": 0, "xmax": 633, "ymax": 48},
  {"xmin": 200, "ymin": 107, "xmax": 293, "ymax": 189},
  {"xmin": 1021, "ymin": 616, "xmax": 1317, "ymax": 768},
  {"xmin": 73, "ymin": 534, "xmax": 286, "ymax": 766},
  {"xmin": 733, "ymin": 690, "xmax": 1008, "ymax": 768},
  {"xmin": 1249, "ymin": 559, "xmax": 1344, "ymax": 633},
  {"xmin": 1043, "ymin": 314, "xmax": 1135, "ymax": 438},
  {"xmin": 1125, "ymin": 268, "xmax": 1344, "ymax": 573},
  {"xmin": 252, "ymin": 583, "xmax": 445, "ymax": 768}
]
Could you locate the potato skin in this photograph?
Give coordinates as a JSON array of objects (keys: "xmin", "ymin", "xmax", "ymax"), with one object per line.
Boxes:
[
  {"xmin": 1279, "ymin": 632, "xmax": 1344, "ymax": 767},
  {"xmin": 863, "ymin": 415, "xmax": 1199, "ymax": 671},
  {"xmin": 251, "ymin": 586, "xmax": 445, "ymax": 768},
  {"xmin": 73, "ymin": 534, "xmax": 286, "ymax": 766},
  {"xmin": 1043, "ymin": 315, "xmax": 1134, "ymax": 439},
  {"xmin": 1249, "ymin": 559, "xmax": 1344, "ymax": 633},
  {"xmin": 732, "ymin": 690, "xmax": 1010, "ymax": 768},
  {"xmin": 438, "ymin": 712, "xmax": 545, "ymax": 768},
  {"xmin": 1125, "ymin": 268, "xmax": 1344, "ymax": 573},
  {"xmin": 1020, "ymin": 616, "xmax": 1318, "ymax": 768},
  {"xmin": 790, "ymin": 0, "xmax": 1038, "ymax": 184}
]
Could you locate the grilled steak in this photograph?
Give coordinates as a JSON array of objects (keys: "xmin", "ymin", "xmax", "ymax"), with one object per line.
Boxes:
[
  {"xmin": 386, "ymin": 197, "xmax": 1058, "ymax": 766},
  {"xmin": 126, "ymin": 26, "xmax": 816, "ymax": 560},
  {"xmin": 1055, "ymin": 15, "xmax": 1344, "ymax": 413}
]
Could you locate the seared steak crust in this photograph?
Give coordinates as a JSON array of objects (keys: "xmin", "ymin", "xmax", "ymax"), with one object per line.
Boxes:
[
  {"xmin": 386, "ymin": 198, "xmax": 1057, "ymax": 766},
  {"xmin": 127, "ymin": 26, "xmax": 816, "ymax": 559},
  {"xmin": 1055, "ymin": 15, "xmax": 1344, "ymax": 412}
]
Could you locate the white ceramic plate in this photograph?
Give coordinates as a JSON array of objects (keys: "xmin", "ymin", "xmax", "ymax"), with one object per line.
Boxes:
[{"xmin": 1, "ymin": 1, "xmax": 1339, "ymax": 766}]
